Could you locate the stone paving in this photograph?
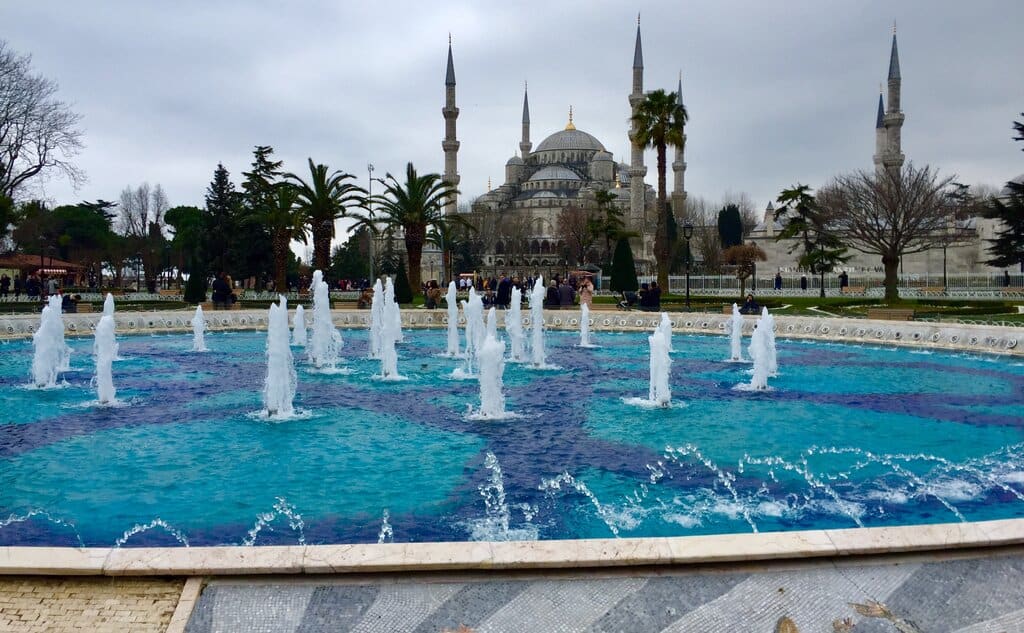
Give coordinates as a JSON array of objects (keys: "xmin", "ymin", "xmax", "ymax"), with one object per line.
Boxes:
[
  {"xmin": 184, "ymin": 550, "xmax": 1024, "ymax": 632},
  {"xmin": 0, "ymin": 576, "xmax": 182, "ymax": 632}
]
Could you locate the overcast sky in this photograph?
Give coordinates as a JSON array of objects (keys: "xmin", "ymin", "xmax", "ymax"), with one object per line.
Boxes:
[{"xmin": 5, "ymin": 0, "xmax": 1023, "ymax": 233}]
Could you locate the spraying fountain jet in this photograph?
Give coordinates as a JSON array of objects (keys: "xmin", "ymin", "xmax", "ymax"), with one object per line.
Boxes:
[
  {"xmin": 191, "ymin": 305, "xmax": 208, "ymax": 352},
  {"xmin": 528, "ymin": 275, "xmax": 548, "ymax": 368},
  {"xmin": 506, "ymin": 286, "xmax": 525, "ymax": 361},
  {"xmin": 454, "ymin": 288, "xmax": 484, "ymax": 378},
  {"xmin": 264, "ymin": 295, "xmax": 297, "ymax": 418},
  {"xmin": 445, "ymin": 281, "xmax": 460, "ymax": 357},
  {"xmin": 578, "ymin": 303, "xmax": 597, "ymax": 348},
  {"xmin": 470, "ymin": 308, "xmax": 511, "ymax": 419},
  {"xmin": 93, "ymin": 305, "xmax": 117, "ymax": 405},
  {"xmin": 292, "ymin": 304, "xmax": 307, "ymax": 347},
  {"xmin": 729, "ymin": 303, "xmax": 745, "ymax": 362},
  {"xmin": 31, "ymin": 295, "xmax": 71, "ymax": 388},
  {"xmin": 623, "ymin": 325, "xmax": 672, "ymax": 408},
  {"xmin": 308, "ymin": 270, "xmax": 343, "ymax": 370},
  {"xmin": 377, "ymin": 277, "xmax": 405, "ymax": 380},
  {"xmin": 740, "ymin": 308, "xmax": 772, "ymax": 391},
  {"xmin": 657, "ymin": 312, "xmax": 673, "ymax": 353},
  {"xmin": 368, "ymin": 278, "xmax": 384, "ymax": 359},
  {"xmin": 102, "ymin": 293, "xmax": 115, "ymax": 317}
]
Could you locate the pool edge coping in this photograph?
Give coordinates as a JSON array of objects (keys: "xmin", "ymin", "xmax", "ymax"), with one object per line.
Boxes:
[{"xmin": 2, "ymin": 518, "xmax": 1022, "ymax": 576}]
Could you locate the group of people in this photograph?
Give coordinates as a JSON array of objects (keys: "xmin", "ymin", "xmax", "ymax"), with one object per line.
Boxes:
[
  {"xmin": 0, "ymin": 273, "xmax": 61, "ymax": 301},
  {"xmin": 618, "ymin": 281, "xmax": 662, "ymax": 311}
]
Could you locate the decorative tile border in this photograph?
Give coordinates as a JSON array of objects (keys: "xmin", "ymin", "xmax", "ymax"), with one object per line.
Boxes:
[
  {"xmin": 0, "ymin": 518, "xmax": 1021, "ymax": 576},
  {"xmin": 0, "ymin": 308, "xmax": 1020, "ymax": 356}
]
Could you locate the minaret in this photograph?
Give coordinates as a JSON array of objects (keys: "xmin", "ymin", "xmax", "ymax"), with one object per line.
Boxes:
[
  {"xmin": 881, "ymin": 25, "xmax": 904, "ymax": 178},
  {"xmin": 671, "ymin": 71, "xmax": 687, "ymax": 215},
  {"xmin": 628, "ymin": 16, "xmax": 648, "ymax": 228},
  {"xmin": 872, "ymin": 89, "xmax": 886, "ymax": 175},
  {"xmin": 442, "ymin": 35, "xmax": 460, "ymax": 215},
  {"xmin": 520, "ymin": 82, "xmax": 531, "ymax": 161}
]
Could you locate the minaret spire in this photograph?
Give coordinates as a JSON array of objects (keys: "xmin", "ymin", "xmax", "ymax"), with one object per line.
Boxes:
[
  {"xmin": 628, "ymin": 19, "xmax": 648, "ymax": 234},
  {"xmin": 878, "ymin": 26, "xmax": 905, "ymax": 177},
  {"xmin": 671, "ymin": 70, "xmax": 687, "ymax": 209},
  {"xmin": 442, "ymin": 36, "xmax": 460, "ymax": 214},
  {"xmin": 520, "ymin": 81, "xmax": 531, "ymax": 160}
]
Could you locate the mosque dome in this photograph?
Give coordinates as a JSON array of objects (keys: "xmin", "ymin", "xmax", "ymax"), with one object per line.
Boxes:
[
  {"xmin": 535, "ymin": 128, "xmax": 606, "ymax": 153},
  {"xmin": 528, "ymin": 165, "xmax": 581, "ymax": 182},
  {"xmin": 506, "ymin": 155, "xmax": 524, "ymax": 166},
  {"xmin": 592, "ymin": 150, "xmax": 613, "ymax": 162}
]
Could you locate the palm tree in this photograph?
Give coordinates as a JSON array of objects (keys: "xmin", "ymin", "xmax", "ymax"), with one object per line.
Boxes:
[
  {"xmin": 366, "ymin": 162, "xmax": 458, "ymax": 291},
  {"xmin": 631, "ymin": 88, "xmax": 688, "ymax": 290},
  {"xmin": 426, "ymin": 216, "xmax": 475, "ymax": 284},
  {"xmin": 285, "ymin": 158, "xmax": 365, "ymax": 273},
  {"xmin": 263, "ymin": 184, "xmax": 307, "ymax": 292}
]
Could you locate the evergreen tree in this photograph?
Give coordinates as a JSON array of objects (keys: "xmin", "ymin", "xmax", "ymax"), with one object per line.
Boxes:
[
  {"xmin": 609, "ymin": 237, "xmax": 639, "ymax": 292},
  {"xmin": 717, "ymin": 204, "xmax": 743, "ymax": 248},
  {"xmin": 183, "ymin": 258, "xmax": 208, "ymax": 304},
  {"xmin": 394, "ymin": 260, "xmax": 413, "ymax": 304},
  {"xmin": 204, "ymin": 163, "xmax": 239, "ymax": 275},
  {"xmin": 234, "ymin": 146, "xmax": 279, "ymax": 283},
  {"xmin": 775, "ymin": 184, "xmax": 849, "ymax": 297},
  {"xmin": 984, "ymin": 114, "xmax": 1024, "ymax": 271}
]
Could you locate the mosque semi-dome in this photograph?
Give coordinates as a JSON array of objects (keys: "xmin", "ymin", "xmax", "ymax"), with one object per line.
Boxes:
[
  {"xmin": 528, "ymin": 165, "xmax": 581, "ymax": 182},
  {"xmin": 506, "ymin": 155, "xmax": 524, "ymax": 166},
  {"xmin": 535, "ymin": 128, "xmax": 606, "ymax": 153}
]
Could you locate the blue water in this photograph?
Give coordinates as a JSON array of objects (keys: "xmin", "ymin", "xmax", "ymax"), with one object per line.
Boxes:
[{"xmin": 1, "ymin": 327, "xmax": 1023, "ymax": 547}]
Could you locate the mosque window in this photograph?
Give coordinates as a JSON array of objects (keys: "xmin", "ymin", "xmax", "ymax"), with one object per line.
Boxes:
[
  {"xmin": 530, "ymin": 240, "xmax": 540, "ymax": 254},
  {"xmin": 541, "ymin": 240, "xmax": 550, "ymax": 254},
  {"xmin": 496, "ymin": 241, "xmax": 505, "ymax": 254}
]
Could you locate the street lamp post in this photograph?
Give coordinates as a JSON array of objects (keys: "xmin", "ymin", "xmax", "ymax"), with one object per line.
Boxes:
[
  {"xmin": 683, "ymin": 221, "xmax": 694, "ymax": 310},
  {"xmin": 367, "ymin": 163, "xmax": 375, "ymax": 285}
]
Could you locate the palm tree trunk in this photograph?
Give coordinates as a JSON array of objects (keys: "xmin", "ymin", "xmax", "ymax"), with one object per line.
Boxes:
[
  {"xmin": 655, "ymin": 143, "xmax": 669, "ymax": 290},
  {"xmin": 273, "ymin": 233, "xmax": 289, "ymax": 292},
  {"xmin": 405, "ymin": 223, "xmax": 425, "ymax": 291},
  {"xmin": 313, "ymin": 226, "xmax": 331, "ymax": 273}
]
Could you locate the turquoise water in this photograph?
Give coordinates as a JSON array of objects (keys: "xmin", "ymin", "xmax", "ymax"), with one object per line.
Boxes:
[{"xmin": 1, "ymin": 326, "xmax": 1022, "ymax": 547}]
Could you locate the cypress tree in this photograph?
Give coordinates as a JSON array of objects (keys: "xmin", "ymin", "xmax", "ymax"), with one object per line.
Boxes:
[
  {"xmin": 717, "ymin": 204, "xmax": 743, "ymax": 249},
  {"xmin": 183, "ymin": 258, "xmax": 208, "ymax": 304},
  {"xmin": 609, "ymin": 237, "xmax": 639, "ymax": 292},
  {"xmin": 394, "ymin": 260, "xmax": 413, "ymax": 304}
]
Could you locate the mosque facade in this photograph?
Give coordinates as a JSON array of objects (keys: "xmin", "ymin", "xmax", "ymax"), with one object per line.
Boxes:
[{"xmin": 441, "ymin": 23, "xmax": 673, "ymax": 275}]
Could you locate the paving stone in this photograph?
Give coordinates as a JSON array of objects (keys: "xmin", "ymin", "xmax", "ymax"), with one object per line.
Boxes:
[
  {"xmin": 586, "ymin": 573, "xmax": 748, "ymax": 633},
  {"xmin": 411, "ymin": 580, "xmax": 527, "ymax": 633},
  {"xmin": 296, "ymin": 585, "xmax": 380, "ymax": 633}
]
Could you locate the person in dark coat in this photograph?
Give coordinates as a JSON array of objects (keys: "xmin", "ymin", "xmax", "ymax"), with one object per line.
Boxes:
[
  {"xmin": 774, "ymin": 272, "xmax": 783, "ymax": 290},
  {"xmin": 740, "ymin": 293, "xmax": 760, "ymax": 314},
  {"xmin": 800, "ymin": 275, "xmax": 808, "ymax": 291},
  {"xmin": 545, "ymin": 280, "xmax": 559, "ymax": 308},
  {"xmin": 496, "ymin": 275, "xmax": 512, "ymax": 309},
  {"xmin": 557, "ymin": 278, "xmax": 575, "ymax": 309},
  {"xmin": 211, "ymin": 272, "xmax": 231, "ymax": 309}
]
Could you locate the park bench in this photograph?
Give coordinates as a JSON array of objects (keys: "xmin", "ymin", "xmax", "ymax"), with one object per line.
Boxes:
[
  {"xmin": 75, "ymin": 302, "xmax": 95, "ymax": 313},
  {"xmin": 332, "ymin": 301, "xmax": 361, "ymax": 310},
  {"xmin": 200, "ymin": 302, "xmax": 241, "ymax": 311},
  {"xmin": 588, "ymin": 303, "xmax": 619, "ymax": 311},
  {"xmin": 841, "ymin": 286, "xmax": 866, "ymax": 295},
  {"xmin": 866, "ymin": 307, "xmax": 914, "ymax": 321}
]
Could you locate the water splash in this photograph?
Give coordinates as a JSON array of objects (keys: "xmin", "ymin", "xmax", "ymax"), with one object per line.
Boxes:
[
  {"xmin": 658, "ymin": 312, "xmax": 673, "ymax": 353},
  {"xmin": 528, "ymin": 275, "xmax": 547, "ymax": 368},
  {"xmin": 737, "ymin": 307, "xmax": 772, "ymax": 391},
  {"xmin": 578, "ymin": 303, "xmax": 597, "ymax": 348},
  {"xmin": 291, "ymin": 304, "xmax": 307, "ymax": 347},
  {"xmin": 377, "ymin": 509, "xmax": 394, "ymax": 544},
  {"xmin": 445, "ymin": 281, "xmax": 460, "ymax": 357},
  {"xmin": 540, "ymin": 471, "xmax": 622, "ymax": 537},
  {"xmin": 263, "ymin": 295, "xmax": 297, "ymax": 418},
  {"xmin": 738, "ymin": 453, "xmax": 864, "ymax": 527},
  {"xmin": 456, "ymin": 288, "xmax": 484, "ymax": 377},
  {"xmin": 369, "ymin": 278, "xmax": 384, "ymax": 359},
  {"xmin": 114, "ymin": 518, "xmax": 190, "ymax": 548},
  {"xmin": 31, "ymin": 295, "xmax": 71, "ymax": 387},
  {"xmin": 467, "ymin": 452, "xmax": 537, "ymax": 541},
  {"xmin": 0, "ymin": 510, "xmax": 85, "ymax": 548},
  {"xmin": 376, "ymin": 277, "xmax": 405, "ymax": 380},
  {"xmin": 93, "ymin": 313, "xmax": 118, "ymax": 404},
  {"xmin": 507, "ymin": 286, "xmax": 526, "ymax": 361},
  {"xmin": 667, "ymin": 444, "xmax": 760, "ymax": 532},
  {"xmin": 308, "ymin": 269, "xmax": 343, "ymax": 370},
  {"xmin": 468, "ymin": 316, "xmax": 512, "ymax": 419},
  {"xmin": 624, "ymin": 324, "xmax": 672, "ymax": 408},
  {"xmin": 242, "ymin": 497, "xmax": 306, "ymax": 546},
  {"xmin": 729, "ymin": 303, "xmax": 745, "ymax": 362},
  {"xmin": 191, "ymin": 305, "xmax": 208, "ymax": 352}
]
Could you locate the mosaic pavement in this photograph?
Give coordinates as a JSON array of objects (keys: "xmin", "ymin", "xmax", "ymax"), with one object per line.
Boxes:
[{"xmin": 184, "ymin": 551, "xmax": 1024, "ymax": 632}]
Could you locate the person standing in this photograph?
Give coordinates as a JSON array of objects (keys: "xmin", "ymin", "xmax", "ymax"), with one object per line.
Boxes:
[
  {"xmin": 496, "ymin": 274, "xmax": 512, "ymax": 309},
  {"xmin": 211, "ymin": 272, "xmax": 231, "ymax": 309},
  {"xmin": 578, "ymin": 276, "xmax": 594, "ymax": 308},
  {"xmin": 1005, "ymin": 270, "xmax": 1012, "ymax": 288},
  {"xmin": 557, "ymin": 278, "xmax": 575, "ymax": 309},
  {"xmin": 800, "ymin": 274, "xmax": 808, "ymax": 291},
  {"xmin": 839, "ymin": 270, "xmax": 849, "ymax": 290},
  {"xmin": 774, "ymin": 271, "xmax": 783, "ymax": 291},
  {"xmin": 0, "ymin": 273, "xmax": 9, "ymax": 300},
  {"xmin": 13, "ymin": 274, "xmax": 22, "ymax": 300}
]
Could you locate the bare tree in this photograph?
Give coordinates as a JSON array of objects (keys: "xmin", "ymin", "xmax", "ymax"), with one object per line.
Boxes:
[
  {"xmin": 821, "ymin": 163, "xmax": 955, "ymax": 302},
  {"xmin": 556, "ymin": 204, "xmax": 598, "ymax": 266},
  {"xmin": 722, "ymin": 243, "xmax": 767, "ymax": 299},
  {"xmin": 684, "ymin": 195, "xmax": 723, "ymax": 272},
  {"xmin": 0, "ymin": 41, "xmax": 84, "ymax": 200},
  {"xmin": 117, "ymin": 183, "xmax": 170, "ymax": 291}
]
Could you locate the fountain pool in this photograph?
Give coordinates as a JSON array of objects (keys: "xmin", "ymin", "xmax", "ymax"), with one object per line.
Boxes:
[{"xmin": 1, "ymin": 325, "xmax": 1023, "ymax": 548}]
